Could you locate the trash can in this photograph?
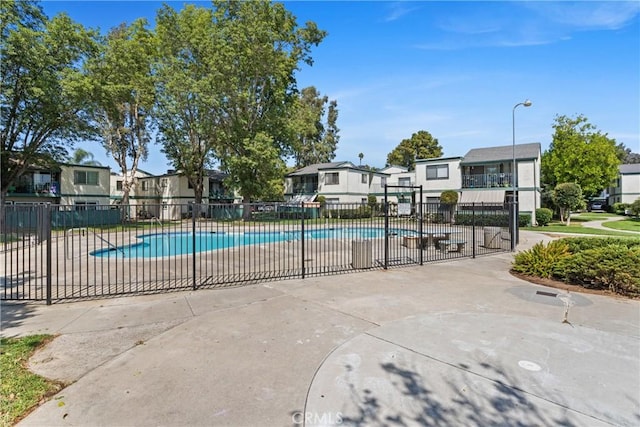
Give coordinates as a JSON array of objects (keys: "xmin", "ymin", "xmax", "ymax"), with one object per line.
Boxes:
[
  {"xmin": 484, "ymin": 227, "xmax": 502, "ymax": 249},
  {"xmin": 352, "ymin": 240, "xmax": 372, "ymax": 269}
]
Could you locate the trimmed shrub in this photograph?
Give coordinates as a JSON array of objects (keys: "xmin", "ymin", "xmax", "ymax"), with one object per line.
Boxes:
[
  {"xmin": 512, "ymin": 236, "xmax": 640, "ymax": 296},
  {"xmin": 612, "ymin": 202, "xmax": 630, "ymax": 215},
  {"xmin": 535, "ymin": 208, "xmax": 553, "ymax": 226},
  {"xmin": 559, "ymin": 245, "xmax": 640, "ymax": 295},
  {"xmin": 512, "ymin": 240, "xmax": 571, "ymax": 278},
  {"xmin": 519, "ymin": 213, "xmax": 531, "ymax": 227},
  {"xmin": 454, "ymin": 213, "xmax": 530, "ymax": 227},
  {"xmin": 327, "ymin": 206, "xmax": 372, "ymax": 219},
  {"xmin": 563, "ymin": 237, "xmax": 640, "ymax": 252}
]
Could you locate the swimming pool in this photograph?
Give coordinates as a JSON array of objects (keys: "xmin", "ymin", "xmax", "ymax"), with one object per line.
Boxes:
[{"xmin": 90, "ymin": 227, "xmax": 416, "ymax": 258}]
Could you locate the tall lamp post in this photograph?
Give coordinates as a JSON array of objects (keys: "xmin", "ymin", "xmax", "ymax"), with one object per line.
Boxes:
[{"xmin": 512, "ymin": 99, "xmax": 532, "ymax": 251}]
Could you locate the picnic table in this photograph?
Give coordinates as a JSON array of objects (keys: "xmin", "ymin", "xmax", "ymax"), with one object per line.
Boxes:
[{"xmin": 420, "ymin": 230, "xmax": 463, "ymax": 249}]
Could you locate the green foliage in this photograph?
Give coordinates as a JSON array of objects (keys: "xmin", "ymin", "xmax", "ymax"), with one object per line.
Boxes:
[
  {"xmin": 631, "ymin": 198, "xmax": 640, "ymax": 216},
  {"xmin": 535, "ymin": 208, "xmax": 553, "ymax": 226},
  {"xmin": 542, "ymin": 114, "xmax": 620, "ymax": 198},
  {"xmin": 440, "ymin": 190, "xmax": 458, "ymax": 205},
  {"xmin": 386, "ymin": 130, "xmax": 443, "ymax": 170},
  {"xmin": 454, "ymin": 213, "xmax": 508, "ymax": 227},
  {"xmin": 519, "ymin": 213, "xmax": 531, "ymax": 227},
  {"xmin": 327, "ymin": 206, "xmax": 372, "ymax": 219},
  {"xmin": 288, "ymin": 86, "xmax": 339, "ymax": 168},
  {"xmin": 1, "ymin": 0, "xmax": 98, "ymax": 197},
  {"xmin": 512, "ymin": 240, "xmax": 571, "ymax": 278},
  {"xmin": 562, "ymin": 236, "xmax": 640, "ymax": 252},
  {"xmin": 367, "ymin": 194, "xmax": 379, "ymax": 216},
  {"xmin": 87, "ymin": 18, "xmax": 155, "ymax": 207},
  {"xmin": 512, "ymin": 237, "xmax": 640, "ymax": 296},
  {"xmin": 453, "ymin": 212, "xmax": 529, "ymax": 227},
  {"xmin": 559, "ymin": 245, "xmax": 640, "ymax": 294},
  {"xmin": 1, "ymin": 335, "xmax": 60, "ymax": 426},
  {"xmin": 553, "ymin": 182, "xmax": 584, "ymax": 224},
  {"xmin": 154, "ymin": 1, "xmax": 326, "ymax": 206},
  {"xmin": 612, "ymin": 202, "xmax": 630, "ymax": 215}
]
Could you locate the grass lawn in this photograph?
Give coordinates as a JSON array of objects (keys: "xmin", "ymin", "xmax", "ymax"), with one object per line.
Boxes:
[
  {"xmin": 602, "ymin": 217, "xmax": 640, "ymax": 233},
  {"xmin": 522, "ymin": 223, "xmax": 634, "ymax": 237},
  {"xmin": 0, "ymin": 335, "xmax": 62, "ymax": 426},
  {"xmin": 571, "ymin": 212, "xmax": 618, "ymax": 221}
]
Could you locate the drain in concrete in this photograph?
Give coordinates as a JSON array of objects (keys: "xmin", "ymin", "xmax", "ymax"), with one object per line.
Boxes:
[{"xmin": 536, "ymin": 290, "xmax": 557, "ymax": 298}]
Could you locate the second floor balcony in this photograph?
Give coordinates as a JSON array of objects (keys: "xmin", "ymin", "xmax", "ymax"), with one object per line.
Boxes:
[
  {"xmin": 462, "ymin": 173, "xmax": 514, "ymax": 189},
  {"xmin": 291, "ymin": 183, "xmax": 318, "ymax": 194},
  {"xmin": 8, "ymin": 181, "xmax": 60, "ymax": 197}
]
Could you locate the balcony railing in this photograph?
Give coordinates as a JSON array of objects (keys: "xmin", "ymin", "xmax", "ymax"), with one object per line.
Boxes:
[
  {"xmin": 291, "ymin": 183, "xmax": 318, "ymax": 194},
  {"xmin": 8, "ymin": 182, "xmax": 60, "ymax": 196},
  {"xmin": 462, "ymin": 174, "xmax": 513, "ymax": 189},
  {"xmin": 209, "ymin": 190, "xmax": 235, "ymax": 200}
]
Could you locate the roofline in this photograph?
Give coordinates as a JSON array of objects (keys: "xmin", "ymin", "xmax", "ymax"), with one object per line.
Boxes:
[{"xmin": 415, "ymin": 156, "xmax": 462, "ymax": 164}]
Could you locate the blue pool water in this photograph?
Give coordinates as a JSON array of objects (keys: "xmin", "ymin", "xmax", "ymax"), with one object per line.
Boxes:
[{"xmin": 91, "ymin": 227, "xmax": 415, "ymax": 258}]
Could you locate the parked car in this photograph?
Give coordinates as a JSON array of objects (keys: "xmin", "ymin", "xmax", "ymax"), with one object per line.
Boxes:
[{"xmin": 587, "ymin": 200, "xmax": 605, "ymax": 212}]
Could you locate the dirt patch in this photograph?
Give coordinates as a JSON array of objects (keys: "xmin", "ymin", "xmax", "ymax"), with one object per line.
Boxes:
[{"xmin": 509, "ymin": 270, "xmax": 637, "ymax": 301}]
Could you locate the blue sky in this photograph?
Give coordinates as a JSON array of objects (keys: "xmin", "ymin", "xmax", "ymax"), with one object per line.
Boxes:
[{"xmin": 41, "ymin": 1, "xmax": 640, "ymax": 174}]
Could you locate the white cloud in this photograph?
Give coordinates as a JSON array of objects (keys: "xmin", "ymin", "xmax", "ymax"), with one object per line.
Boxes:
[
  {"xmin": 522, "ymin": 1, "xmax": 640, "ymax": 30},
  {"xmin": 413, "ymin": 1, "xmax": 639, "ymax": 51},
  {"xmin": 384, "ymin": 1, "xmax": 421, "ymax": 22}
]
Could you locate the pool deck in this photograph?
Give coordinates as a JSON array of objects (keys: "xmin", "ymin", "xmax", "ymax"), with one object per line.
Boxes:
[{"xmin": 2, "ymin": 230, "xmax": 639, "ymax": 426}]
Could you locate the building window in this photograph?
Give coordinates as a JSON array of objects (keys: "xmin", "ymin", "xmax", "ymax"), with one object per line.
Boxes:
[
  {"xmin": 141, "ymin": 181, "xmax": 149, "ymax": 191},
  {"xmin": 399, "ymin": 177, "xmax": 411, "ymax": 187},
  {"xmin": 74, "ymin": 171, "xmax": 99, "ymax": 185},
  {"xmin": 116, "ymin": 180, "xmax": 123, "ymax": 191},
  {"xmin": 381, "ymin": 177, "xmax": 387, "ymax": 187},
  {"xmin": 361, "ymin": 174, "xmax": 367, "ymax": 184},
  {"xmin": 325, "ymin": 172, "xmax": 339, "ymax": 185},
  {"xmin": 426, "ymin": 164, "xmax": 449, "ymax": 180}
]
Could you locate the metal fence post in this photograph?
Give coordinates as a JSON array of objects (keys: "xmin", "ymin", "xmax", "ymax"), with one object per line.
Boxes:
[
  {"xmin": 418, "ymin": 186, "xmax": 423, "ymax": 266},
  {"xmin": 45, "ymin": 204, "xmax": 52, "ymax": 305},
  {"xmin": 192, "ymin": 202, "xmax": 197, "ymax": 291},
  {"xmin": 384, "ymin": 185, "xmax": 389, "ymax": 270},
  {"xmin": 301, "ymin": 202, "xmax": 305, "ymax": 279},
  {"xmin": 472, "ymin": 203, "xmax": 476, "ymax": 259}
]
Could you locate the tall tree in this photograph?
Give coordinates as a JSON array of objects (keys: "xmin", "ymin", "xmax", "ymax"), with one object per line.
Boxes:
[
  {"xmin": 154, "ymin": 4, "xmax": 219, "ymax": 205},
  {"xmin": 87, "ymin": 19, "xmax": 155, "ymax": 210},
  {"xmin": 0, "ymin": 0, "xmax": 97, "ymax": 208},
  {"xmin": 211, "ymin": 0, "xmax": 326, "ymax": 213},
  {"xmin": 70, "ymin": 148, "xmax": 101, "ymax": 166},
  {"xmin": 289, "ymin": 86, "xmax": 339, "ymax": 167},
  {"xmin": 542, "ymin": 114, "xmax": 620, "ymax": 198},
  {"xmin": 386, "ymin": 130, "xmax": 443, "ymax": 170},
  {"xmin": 616, "ymin": 142, "xmax": 640, "ymax": 164}
]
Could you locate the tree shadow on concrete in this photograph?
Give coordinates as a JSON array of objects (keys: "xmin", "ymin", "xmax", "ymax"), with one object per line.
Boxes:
[
  {"xmin": 338, "ymin": 360, "xmax": 587, "ymax": 427},
  {"xmin": 1, "ymin": 301, "xmax": 38, "ymax": 336}
]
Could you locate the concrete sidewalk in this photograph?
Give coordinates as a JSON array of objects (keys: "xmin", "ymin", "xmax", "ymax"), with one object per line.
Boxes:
[{"xmin": 2, "ymin": 231, "xmax": 639, "ymax": 426}]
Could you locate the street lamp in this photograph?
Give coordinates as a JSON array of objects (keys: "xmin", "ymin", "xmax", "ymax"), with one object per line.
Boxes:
[{"xmin": 512, "ymin": 99, "xmax": 532, "ymax": 251}]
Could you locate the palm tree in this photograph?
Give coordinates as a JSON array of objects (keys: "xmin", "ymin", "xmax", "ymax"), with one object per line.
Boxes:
[
  {"xmin": 358, "ymin": 152, "xmax": 364, "ymax": 165},
  {"xmin": 70, "ymin": 148, "xmax": 101, "ymax": 166}
]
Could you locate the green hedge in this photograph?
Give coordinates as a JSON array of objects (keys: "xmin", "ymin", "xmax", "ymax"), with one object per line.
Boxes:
[
  {"xmin": 512, "ymin": 236, "xmax": 640, "ymax": 296},
  {"xmin": 558, "ymin": 245, "xmax": 640, "ymax": 294},
  {"xmin": 535, "ymin": 208, "xmax": 553, "ymax": 226},
  {"xmin": 327, "ymin": 206, "xmax": 372, "ymax": 219},
  {"xmin": 454, "ymin": 213, "xmax": 530, "ymax": 227}
]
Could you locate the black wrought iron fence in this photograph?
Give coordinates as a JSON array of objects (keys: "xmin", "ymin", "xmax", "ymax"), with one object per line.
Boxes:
[{"xmin": 1, "ymin": 201, "xmax": 513, "ymax": 303}]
